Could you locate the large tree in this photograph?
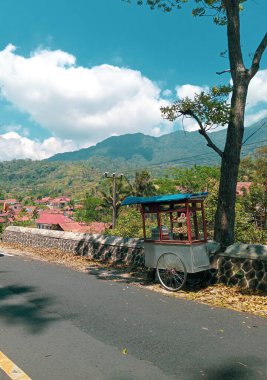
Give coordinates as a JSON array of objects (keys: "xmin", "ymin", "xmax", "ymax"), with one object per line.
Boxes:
[{"xmin": 127, "ymin": 0, "xmax": 267, "ymax": 248}]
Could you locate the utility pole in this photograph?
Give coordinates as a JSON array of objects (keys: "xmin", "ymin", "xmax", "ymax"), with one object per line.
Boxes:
[{"xmin": 103, "ymin": 172, "xmax": 123, "ymax": 229}]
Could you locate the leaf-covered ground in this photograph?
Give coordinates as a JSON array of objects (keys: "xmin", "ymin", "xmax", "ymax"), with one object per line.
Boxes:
[{"xmin": 1, "ymin": 243, "xmax": 266, "ymax": 319}]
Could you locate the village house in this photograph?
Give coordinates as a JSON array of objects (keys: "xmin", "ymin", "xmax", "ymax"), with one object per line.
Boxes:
[
  {"xmin": 0, "ymin": 199, "xmax": 20, "ymax": 212},
  {"xmin": 236, "ymin": 182, "xmax": 252, "ymax": 196},
  {"xmin": 36, "ymin": 211, "xmax": 111, "ymax": 234},
  {"xmin": 34, "ymin": 196, "xmax": 72, "ymax": 210},
  {"xmin": 35, "ymin": 197, "xmax": 52, "ymax": 205},
  {"xmin": 36, "ymin": 212, "xmax": 73, "ymax": 230},
  {"xmin": 0, "ymin": 198, "xmax": 42, "ymax": 227},
  {"xmin": 49, "ymin": 196, "xmax": 71, "ymax": 209}
]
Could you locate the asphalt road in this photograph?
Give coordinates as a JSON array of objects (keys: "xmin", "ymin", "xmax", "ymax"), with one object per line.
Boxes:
[{"xmin": 0, "ymin": 251, "xmax": 267, "ymax": 380}]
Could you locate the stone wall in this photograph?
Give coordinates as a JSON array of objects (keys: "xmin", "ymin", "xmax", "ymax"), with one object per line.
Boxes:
[
  {"xmin": 2, "ymin": 227, "xmax": 267, "ymax": 291},
  {"xmin": 2, "ymin": 226, "xmax": 145, "ymax": 267},
  {"xmin": 207, "ymin": 243, "xmax": 267, "ymax": 291}
]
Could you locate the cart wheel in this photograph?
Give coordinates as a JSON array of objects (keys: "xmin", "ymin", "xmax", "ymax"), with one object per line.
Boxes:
[{"xmin": 156, "ymin": 252, "xmax": 187, "ymax": 291}]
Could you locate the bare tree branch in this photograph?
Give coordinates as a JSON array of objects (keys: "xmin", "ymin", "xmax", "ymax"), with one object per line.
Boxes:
[
  {"xmin": 249, "ymin": 33, "xmax": 267, "ymax": 79},
  {"xmin": 180, "ymin": 110, "xmax": 223, "ymax": 157},
  {"xmin": 216, "ymin": 69, "xmax": 231, "ymax": 75}
]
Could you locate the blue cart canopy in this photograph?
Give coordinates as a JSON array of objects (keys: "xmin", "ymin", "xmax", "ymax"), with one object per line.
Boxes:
[{"xmin": 121, "ymin": 192, "xmax": 208, "ymax": 206}]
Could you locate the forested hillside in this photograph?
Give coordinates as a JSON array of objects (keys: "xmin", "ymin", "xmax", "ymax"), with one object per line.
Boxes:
[
  {"xmin": 0, "ymin": 120, "xmax": 266, "ymax": 200},
  {"xmin": 47, "ymin": 119, "xmax": 267, "ymax": 166}
]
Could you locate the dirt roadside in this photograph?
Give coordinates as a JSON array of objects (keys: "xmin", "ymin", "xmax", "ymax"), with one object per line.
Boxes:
[{"xmin": 1, "ymin": 242, "xmax": 266, "ymax": 319}]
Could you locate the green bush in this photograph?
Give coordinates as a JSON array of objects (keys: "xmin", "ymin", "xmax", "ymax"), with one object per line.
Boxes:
[{"xmin": 104, "ymin": 207, "xmax": 143, "ymax": 239}]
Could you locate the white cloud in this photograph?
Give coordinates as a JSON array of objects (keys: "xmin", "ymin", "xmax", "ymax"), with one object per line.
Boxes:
[
  {"xmin": 245, "ymin": 109, "xmax": 267, "ymax": 126},
  {"xmin": 174, "ymin": 84, "xmax": 208, "ymax": 132},
  {"xmin": 3, "ymin": 124, "xmax": 30, "ymax": 137},
  {"xmin": 246, "ymin": 69, "xmax": 267, "ymax": 110},
  {"xmin": 0, "ymin": 44, "xmax": 265, "ymax": 161},
  {"xmin": 174, "ymin": 84, "xmax": 209, "ymax": 132},
  {"xmin": 243, "ymin": 69, "xmax": 267, "ymax": 126},
  {"xmin": 0, "ymin": 131, "xmax": 76, "ymax": 160},
  {"xmin": 176, "ymin": 74, "xmax": 267, "ymax": 131},
  {"xmin": 162, "ymin": 89, "xmax": 172, "ymax": 97},
  {"xmin": 0, "ymin": 44, "xmax": 172, "ymax": 146},
  {"xmin": 179, "ymin": 118, "xmax": 199, "ymax": 132},
  {"xmin": 175, "ymin": 84, "xmax": 208, "ymax": 100}
]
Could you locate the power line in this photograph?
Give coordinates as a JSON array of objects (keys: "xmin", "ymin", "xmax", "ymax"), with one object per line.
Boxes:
[
  {"xmin": 58, "ymin": 138, "xmax": 266, "ymax": 178},
  {"xmin": 242, "ymin": 139, "xmax": 267, "ymax": 147},
  {"xmin": 242, "ymin": 121, "xmax": 266, "ymax": 145},
  {"xmin": 109, "ymin": 140, "xmax": 267, "ymax": 174},
  {"xmin": 85, "ymin": 139, "xmax": 266, "ymax": 177}
]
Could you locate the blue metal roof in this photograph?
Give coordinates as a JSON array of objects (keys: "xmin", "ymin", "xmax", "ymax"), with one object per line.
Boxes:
[{"xmin": 122, "ymin": 192, "xmax": 208, "ymax": 206}]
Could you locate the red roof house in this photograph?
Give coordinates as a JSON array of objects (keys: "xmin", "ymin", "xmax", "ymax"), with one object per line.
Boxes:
[
  {"xmin": 35, "ymin": 197, "xmax": 52, "ymax": 205},
  {"xmin": 49, "ymin": 197, "xmax": 71, "ymax": 209},
  {"xmin": 36, "ymin": 212, "xmax": 111, "ymax": 234},
  {"xmin": 236, "ymin": 182, "xmax": 252, "ymax": 196},
  {"xmin": 36, "ymin": 212, "xmax": 73, "ymax": 229}
]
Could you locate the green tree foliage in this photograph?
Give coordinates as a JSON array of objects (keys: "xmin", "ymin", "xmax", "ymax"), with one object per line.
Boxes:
[
  {"xmin": 18, "ymin": 207, "xmax": 27, "ymax": 217},
  {"xmin": 238, "ymin": 147, "xmax": 267, "ymax": 235},
  {"xmin": 203, "ymin": 148, "xmax": 267, "ymax": 244},
  {"xmin": 162, "ymin": 85, "xmax": 231, "ymax": 131},
  {"xmin": 154, "ymin": 177, "xmax": 177, "ymax": 194},
  {"xmin": 161, "ymin": 86, "xmax": 232, "ymax": 158},
  {"xmin": 254, "ymin": 146, "xmax": 267, "ymax": 186},
  {"xmin": 12, "ymin": 220, "xmax": 35, "ymax": 228},
  {"xmin": 195, "ymin": 177, "xmax": 267, "ymax": 244},
  {"xmin": 202, "ymin": 180, "xmax": 220, "ymax": 238},
  {"xmin": 147, "ymin": 162, "xmax": 266, "ymax": 243},
  {"xmin": 239, "ymin": 146, "xmax": 267, "ymax": 181},
  {"xmin": 0, "ymin": 188, "xmax": 5, "ymax": 200},
  {"xmin": 132, "ymin": 170, "xmax": 157, "ymax": 197},
  {"xmin": 0, "ymin": 159, "xmax": 98, "ymax": 200},
  {"xmin": 75, "ymin": 194, "xmax": 105, "ymax": 222},
  {"xmin": 104, "ymin": 207, "xmax": 143, "ymax": 238},
  {"xmin": 235, "ymin": 201, "xmax": 267, "ymax": 244},
  {"xmin": 168, "ymin": 166, "xmax": 220, "ymax": 193}
]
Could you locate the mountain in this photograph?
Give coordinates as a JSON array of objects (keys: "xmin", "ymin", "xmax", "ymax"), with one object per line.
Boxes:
[
  {"xmin": 0, "ymin": 119, "xmax": 265, "ymax": 199},
  {"xmin": 47, "ymin": 118, "xmax": 267, "ymax": 167}
]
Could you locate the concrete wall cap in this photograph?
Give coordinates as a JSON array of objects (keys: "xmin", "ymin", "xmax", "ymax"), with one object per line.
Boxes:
[{"xmin": 221, "ymin": 243, "xmax": 267, "ymax": 261}]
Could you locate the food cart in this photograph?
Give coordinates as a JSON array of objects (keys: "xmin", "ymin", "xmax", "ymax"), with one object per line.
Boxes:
[{"xmin": 122, "ymin": 192, "xmax": 210, "ymax": 291}]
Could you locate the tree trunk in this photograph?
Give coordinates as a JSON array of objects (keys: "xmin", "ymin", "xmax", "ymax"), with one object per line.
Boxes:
[
  {"xmin": 214, "ymin": 0, "xmax": 250, "ymax": 248},
  {"xmin": 214, "ymin": 74, "xmax": 250, "ymax": 247}
]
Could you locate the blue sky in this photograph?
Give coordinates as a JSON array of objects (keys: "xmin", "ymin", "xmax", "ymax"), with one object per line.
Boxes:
[{"xmin": 0, "ymin": 0, "xmax": 266, "ymax": 160}]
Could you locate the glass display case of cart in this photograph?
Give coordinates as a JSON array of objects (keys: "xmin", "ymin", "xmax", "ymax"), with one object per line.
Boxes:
[{"xmin": 123, "ymin": 192, "xmax": 208, "ymax": 245}]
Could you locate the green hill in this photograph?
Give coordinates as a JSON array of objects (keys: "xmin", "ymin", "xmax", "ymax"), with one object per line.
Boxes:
[
  {"xmin": 47, "ymin": 118, "xmax": 267, "ymax": 167},
  {"xmin": 0, "ymin": 119, "xmax": 265, "ymax": 199}
]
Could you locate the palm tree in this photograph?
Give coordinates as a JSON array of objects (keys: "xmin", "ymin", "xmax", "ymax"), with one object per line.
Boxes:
[{"xmin": 133, "ymin": 170, "xmax": 157, "ymax": 197}]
